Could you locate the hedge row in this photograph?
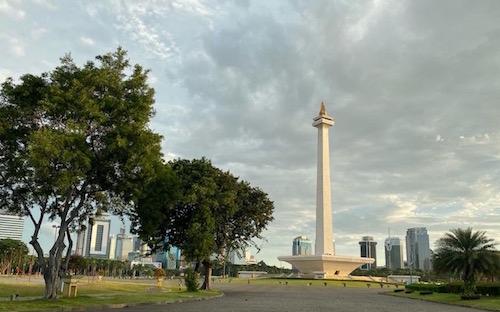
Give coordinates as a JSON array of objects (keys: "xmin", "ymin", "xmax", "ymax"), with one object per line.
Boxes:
[{"xmin": 406, "ymin": 282, "xmax": 500, "ymax": 296}]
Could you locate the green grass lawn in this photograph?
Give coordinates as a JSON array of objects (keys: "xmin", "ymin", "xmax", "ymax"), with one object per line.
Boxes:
[
  {"xmin": 0, "ymin": 278, "xmax": 220, "ymax": 312},
  {"xmin": 388, "ymin": 290, "xmax": 500, "ymax": 311},
  {"xmin": 220, "ymin": 277, "xmax": 402, "ymax": 289}
]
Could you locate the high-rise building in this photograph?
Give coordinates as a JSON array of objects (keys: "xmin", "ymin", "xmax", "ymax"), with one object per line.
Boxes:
[
  {"xmin": 75, "ymin": 229, "xmax": 85, "ymax": 256},
  {"xmin": 384, "ymin": 237, "xmax": 403, "ymax": 269},
  {"xmin": 0, "ymin": 212, "xmax": 24, "ymax": 241},
  {"xmin": 155, "ymin": 247, "xmax": 182, "ymax": 270},
  {"xmin": 133, "ymin": 236, "xmax": 142, "ymax": 252},
  {"xmin": 82, "ymin": 215, "xmax": 111, "ymax": 258},
  {"xmin": 359, "ymin": 236, "xmax": 377, "ymax": 270},
  {"xmin": 108, "ymin": 235, "xmax": 117, "ymax": 260},
  {"xmin": 406, "ymin": 227, "xmax": 431, "ymax": 271},
  {"xmin": 292, "ymin": 236, "xmax": 313, "ymax": 256},
  {"xmin": 115, "ymin": 227, "xmax": 134, "ymax": 261},
  {"xmin": 229, "ymin": 247, "xmax": 256, "ymax": 265}
]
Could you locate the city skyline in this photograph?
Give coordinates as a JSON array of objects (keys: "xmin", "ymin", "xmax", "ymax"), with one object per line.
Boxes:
[{"xmin": 2, "ymin": 1, "xmax": 500, "ymax": 267}]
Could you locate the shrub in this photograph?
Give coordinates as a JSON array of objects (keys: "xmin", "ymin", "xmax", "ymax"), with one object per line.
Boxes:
[
  {"xmin": 461, "ymin": 294, "xmax": 480, "ymax": 300},
  {"xmin": 407, "ymin": 282, "xmax": 500, "ymax": 296},
  {"xmin": 420, "ymin": 291, "xmax": 433, "ymax": 295},
  {"xmin": 477, "ymin": 282, "xmax": 500, "ymax": 296},
  {"xmin": 406, "ymin": 283, "xmax": 447, "ymax": 293},
  {"xmin": 184, "ymin": 268, "xmax": 199, "ymax": 292}
]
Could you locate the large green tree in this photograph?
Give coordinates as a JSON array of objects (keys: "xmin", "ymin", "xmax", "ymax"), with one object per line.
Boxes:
[
  {"xmin": 131, "ymin": 158, "xmax": 274, "ymax": 290},
  {"xmin": 433, "ymin": 228, "xmax": 499, "ymax": 297},
  {"xmin": 0, "ymin": 48, "xmax": 162, "ymax": 298},
  {"xmin": 0, "ymin": 238, "xmax": 29, "ymax": 274}
]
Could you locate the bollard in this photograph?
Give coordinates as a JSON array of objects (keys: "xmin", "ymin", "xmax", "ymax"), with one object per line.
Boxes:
[{"xmin": 324, "ymin": 282, "xmax": 327, "ymax": 287}]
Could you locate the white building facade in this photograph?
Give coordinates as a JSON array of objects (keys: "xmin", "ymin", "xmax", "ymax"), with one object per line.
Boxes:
[
  {"xmin": 74, "ymin": 215, "xmax": 111, "ymax": 259},
  {"xmin": 0, "ymin": 213, "xmax": 24, "ymax": 241}
]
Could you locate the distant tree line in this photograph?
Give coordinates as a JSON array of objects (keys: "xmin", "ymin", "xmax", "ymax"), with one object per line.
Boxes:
[
  {"xmin": 0, "ymin": 239, "xmax": 29, "ymax": 274},
  {"xmin": 211, "ymin": 260, "xmax": 292, "ymax": 277}
]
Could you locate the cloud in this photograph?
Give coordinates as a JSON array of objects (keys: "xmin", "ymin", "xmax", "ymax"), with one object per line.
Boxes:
[
  {"xmin": 31, "ymin": 27, "xmax": 47, "ymax": 39},
  {"xmin": 80, "ymin": 36, "xmax": 95, "ymax": 46},
  {"xmin": 0, "ymin": 36, "xmax": 25, "ymax": 57},
  {"xmin": 0, "ymin": 0, "xmax": 26, "ymax": 20},
  {"xmin": 111, "ymin": 1, "xmax": 180, "ymax": 60}
]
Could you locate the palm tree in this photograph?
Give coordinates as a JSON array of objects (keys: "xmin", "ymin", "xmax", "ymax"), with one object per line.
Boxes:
[{"xmin": 433, "ymin": 228, "xmax": 498, "ymax": 297}]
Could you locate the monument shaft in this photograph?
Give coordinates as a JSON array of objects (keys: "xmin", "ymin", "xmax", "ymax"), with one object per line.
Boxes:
[
  {"xmin": 277, "ymin": 103, "xmax": 374, "ymax": 278},
  {"xmin": 313, "ymin": 103, "xmax": 334, "ymax": 255}
]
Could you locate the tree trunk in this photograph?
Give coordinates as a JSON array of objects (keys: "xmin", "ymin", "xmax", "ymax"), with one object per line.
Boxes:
[
  {"xmin": 200, "ymin": 260, "xmax": 212, "ymax": 290},
  {"xmin": 42, "ymin": 224, "xmax": 68, "ymax": 299},
  {"xmin": 56, "ymin": 229, "xmax": 73, "ymax": 292},
  {"xmin": 462, "ymin": 268, "xmax": 476, "ymax": 296},
  {"xmin": 43, "ymin": 261, "xmax": 60, "ymax": 299}
]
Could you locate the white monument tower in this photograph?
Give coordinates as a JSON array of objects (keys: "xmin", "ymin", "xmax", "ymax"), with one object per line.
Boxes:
[
  {"xmin": 314, "ymin": 102, "xmax": 334, "ymax": 256},
  {"xmin": 278, "ymin": 102, "xmax": 373, "ymax": 278}
]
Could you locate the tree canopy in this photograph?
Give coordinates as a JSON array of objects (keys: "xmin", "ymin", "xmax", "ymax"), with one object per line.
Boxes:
[
  {"xmin": 131, "ymin": 158, "xmax": 274, "ymax": 289},
  {"xmin": 0, "ymin": 48, "xmax": 163, "ymax": 298}
]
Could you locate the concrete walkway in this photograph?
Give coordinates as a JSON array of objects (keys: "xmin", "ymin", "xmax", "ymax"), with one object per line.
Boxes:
[{"xmin": 104, "ymin": 284, "xmax": 485, "ymax": 312}]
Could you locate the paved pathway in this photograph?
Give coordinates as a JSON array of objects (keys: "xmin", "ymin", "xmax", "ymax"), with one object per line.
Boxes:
[{"xmin": 106, "ymin": 284, "xmax": 484, "ymax": 312}]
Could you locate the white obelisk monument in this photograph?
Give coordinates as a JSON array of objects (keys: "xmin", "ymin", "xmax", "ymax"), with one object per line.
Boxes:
[
  {"xmin": 313, "ymin": 102, "xmax": 334, "ymax": 256},
  {"xmin": 278, "ymin": 102, "xmax": 373, "ymax": 278}
]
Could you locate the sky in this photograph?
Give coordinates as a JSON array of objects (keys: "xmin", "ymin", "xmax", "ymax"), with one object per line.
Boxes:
[{"xmin": 1, "ymin": 0, "xmax": 500, "ymax": 267}]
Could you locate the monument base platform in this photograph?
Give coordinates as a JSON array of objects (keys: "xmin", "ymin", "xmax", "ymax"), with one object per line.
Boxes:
[{"xmin": 278, "ymin": 255, "xmax": 375, "ymax": 278}]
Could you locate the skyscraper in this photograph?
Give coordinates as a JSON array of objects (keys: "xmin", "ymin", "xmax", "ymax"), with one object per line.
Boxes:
[
  {"xmin": 108, "ymin": 235, "xmax": 117, "ymax": 260},
  {"xmin": 83, "ymin": 215, "xmax": 111, "ymax": 258},
  {"xmin": 406, "ymin": 227, "xmax": 431, "ymax": 271},
  {"xmin": 115, "ymin": 227, "xmax": 134, "ymax": 261},
  {"xmin": 359, "ymin": 236, "xmax": 377, "ymax": 270},
  {"xmin": 0, "ymin": 211, "xmax": 24, "ymax": 241},
  {"xmin": 384, "ymin": 237, "xmax": 404, "ymax": 269},
  {"xmin": 292, "ymin": 236, "xmax": 313, "ymax": 256},
  {"xmin": 228, "ymin": 247, "xmax": 256, "ymax": 265},
  {"xmin": 155, "ymin": 247, "xmax": 182, "ymax": 270},
  {"xmin": 75, "ymin": 228, "xmax": 85, "ymax": 256}
]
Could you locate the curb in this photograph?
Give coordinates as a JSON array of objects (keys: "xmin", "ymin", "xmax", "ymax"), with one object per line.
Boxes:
[
  {"xmin": 381, "ymin": 291, "xmax": 497, "ymax": 312},
  {"xmin": 58, "ymin": 292, "xmax": 224, "ymax": 312}
]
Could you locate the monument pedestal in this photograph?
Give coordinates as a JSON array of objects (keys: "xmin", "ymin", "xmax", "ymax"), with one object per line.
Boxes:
[{"xmin": 278, "ymin": 255, "xmax": 374, "ymax": 278}]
